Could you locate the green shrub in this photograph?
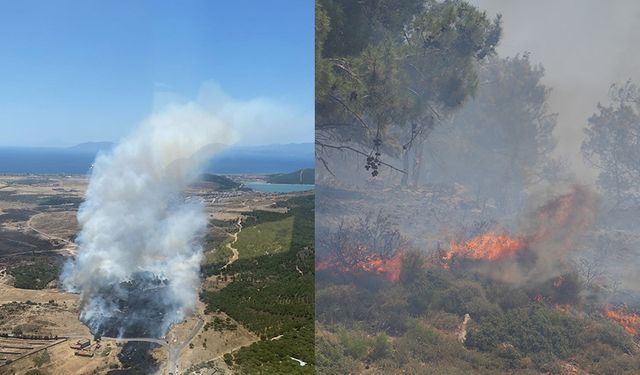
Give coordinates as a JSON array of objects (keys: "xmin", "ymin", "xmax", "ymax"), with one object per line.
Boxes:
[
  {"xmin": 223, "ymin": 353, "xmax": 233, "ymax": 366},
  {"xmin": 369, "ymin": 333, "xmax": 391, "ymax": 361}
]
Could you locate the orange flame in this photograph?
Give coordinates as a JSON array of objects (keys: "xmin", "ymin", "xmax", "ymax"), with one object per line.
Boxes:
[
  {"xmin": 529, "ymin": 186, "xmax": 597, "ymax": 246},
  {"xmin": 316, "ymin": 250, "xmax": 404, "ymax": 282},
  {"xmin": 444, "ymin": 232, "xmax": 525, "ymax": 263},
  {"xmin": 553, "ymin": 276, "xmax": 565, "ymax": 288},
  {"xmin": 442, "ymin": 186, "xmax": 597, "ymax": 268},
  {"xmin": 604, "ymin": 306, "xmax": 640, "ymax": 335}
]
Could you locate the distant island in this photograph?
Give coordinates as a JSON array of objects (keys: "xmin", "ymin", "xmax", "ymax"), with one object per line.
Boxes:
[{"xmin": 67, "ymin": 141, "xmax": 115, "ymax": 153}]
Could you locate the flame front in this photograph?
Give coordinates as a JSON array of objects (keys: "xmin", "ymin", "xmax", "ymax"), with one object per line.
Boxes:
[
  {"xmin": 316, "ymin": 250, "xmax": 404, "ymax": 282},
  {"xmin": 444, "ymin": 232, "xmax": 525, "ymax": 263},
  {"xmin": 604, "ymin": 306, "xmax": 640, "ymax": 335}
]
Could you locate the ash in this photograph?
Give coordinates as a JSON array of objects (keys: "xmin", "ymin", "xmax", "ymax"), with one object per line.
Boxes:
[{"xmin": 81, "ymin": 272, "xmax": 180, "ymax": 338}]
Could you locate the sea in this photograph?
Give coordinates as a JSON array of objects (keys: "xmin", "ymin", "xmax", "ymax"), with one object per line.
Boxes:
[
  {"xmin": 244, "ymin": 182, "xmax": 314, "ymax": 193},
  {"xmin": 0, "ymin": 147, "xmax": 95, "ymax": 175},
  {"xmin": 0, "ymin": 145, "xmax": 314, "ymax": 176}
]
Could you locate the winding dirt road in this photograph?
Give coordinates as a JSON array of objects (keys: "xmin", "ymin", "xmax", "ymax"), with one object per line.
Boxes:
[{"xmin": 222, "ymin": 217, "xmax": 242, "ymax": 270}]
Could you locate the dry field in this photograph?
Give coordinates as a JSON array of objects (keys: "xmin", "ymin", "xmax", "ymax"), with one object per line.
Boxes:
[
  {"xmin": 1, "ymin": 337, "xmax": 123, "ymax": 375},
  {"xmin": 174, "ymin": 301, "xmax": 258, "ymax": 374}
]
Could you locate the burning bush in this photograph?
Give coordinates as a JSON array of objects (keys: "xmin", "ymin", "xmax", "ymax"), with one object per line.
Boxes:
[
  {"xmin": 317, "ymin": 211, "xmax": 406, "ymax": 281},
  {"xmin": 603, "ymin": 306, "xmax": 640, "ymax": 336}
]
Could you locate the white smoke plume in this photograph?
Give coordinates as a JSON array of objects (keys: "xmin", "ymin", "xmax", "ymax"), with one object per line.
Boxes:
[{"xmin": 61, "ymin": 101, "xmax": 230, "ymax": 337}]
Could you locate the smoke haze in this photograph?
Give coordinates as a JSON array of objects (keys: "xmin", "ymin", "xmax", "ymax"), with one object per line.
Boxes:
[
  {"xmin": 470, "ymin": 0, "xmax": 640, "ymax": 182},
  {"xmin": 153, "ymin": 81, "xmax": 314, "ymax": 147}
]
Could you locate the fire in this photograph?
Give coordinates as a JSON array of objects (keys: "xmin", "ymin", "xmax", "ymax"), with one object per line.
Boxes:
[
  {"xmin": 529, "ymin": 186, "xmax": 597, "ymax": 246},
  {"xmin": 443, "ymin": 232, "xmax": 525, "ymax": 263},
  {"xmin": 316, "ymin": 250, "xmax": 404, "ymax": 282},
  {"xmin": 604, "ymin": 306, "xmax": 640, "ymax": 335},
  {"xmin": 441, "ymin": 186, "xmax": 597, "ymax": 268},
  {"xmin": 553, "ymin": 276, "xmax": 565, "ymax": 288}
]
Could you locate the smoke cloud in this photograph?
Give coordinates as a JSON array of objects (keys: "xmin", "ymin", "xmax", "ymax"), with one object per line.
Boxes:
[
  {"xmin": 469, "ymin": 0, "xmax": 640, "ymax": 182},
  {"xmin": 61, "ymin": 101, "xmax": 230, "ymax": 337},
  {"xmin": 154, "ymin": 81, "xmax": 313, "ymax": 146}
]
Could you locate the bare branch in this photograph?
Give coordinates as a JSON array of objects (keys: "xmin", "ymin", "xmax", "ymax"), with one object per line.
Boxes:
[
  {"xmin": 317, "ymin": 156, "xmax": 336, "ymax": 177},
  {"xmin": 329, "ymin": 94, "xmax": 372, "ymax": 134},
  {"xmin": 316, "ymin": 140, "xmax": 407, "ymax": 174}
]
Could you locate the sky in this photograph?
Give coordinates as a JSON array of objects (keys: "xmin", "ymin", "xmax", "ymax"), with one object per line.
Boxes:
[
  {"xmin": 0, "ymin": 0, "xmax": 314, "ymax": 147},
  {"xmin": 470, "ymin": 0, "xmax": 640, "ymax": 181}
]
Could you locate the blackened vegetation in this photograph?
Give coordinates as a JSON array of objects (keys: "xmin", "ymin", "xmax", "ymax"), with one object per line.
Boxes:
[
  {"xmin": 322, "ymin": 210, "xmax": 403, "ymax": 265},
  {"xmin": 105, "ymin": 342, "xmax": 160, "ymax": 375},
  {"xmin": 82, "ymin": 273, "xmax": 177, "ymax": 338},
  {"xmin": 0, "ymin": 229, "xmax": 62, "ymax": 257},
  {"xmin": 0, "ymin": 208, "xmax": 38, "ymax": 223},
  {"xmin": 200, "ymin": 194, "xmax": 314, "ymax": 374},
  {"xmin": 37, "ymin": 195, "xmax": 83, "ymax": 207},
  {"xmin": 0, "ymin": 189, "xmax": 82, "ymax": 208}
]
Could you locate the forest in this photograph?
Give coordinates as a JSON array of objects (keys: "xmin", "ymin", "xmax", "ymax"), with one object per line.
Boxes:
[{"xmin": 201, "ymin": 194, "xmax": 315, "ymax": 374}]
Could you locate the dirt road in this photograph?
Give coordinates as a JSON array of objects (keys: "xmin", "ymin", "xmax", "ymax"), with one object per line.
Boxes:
[
  {"xmin": 26, "ymin": 212, "xmax": 78, "ymax": 256},
  {"xmin": 222, "ymin": 217, "xmax": 242, "ymax": 269}
]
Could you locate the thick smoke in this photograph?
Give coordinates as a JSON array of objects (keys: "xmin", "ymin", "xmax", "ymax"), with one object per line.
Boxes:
[{"xmin": 61, "ymin": 102, "xmax": 230, "ymax": 338}]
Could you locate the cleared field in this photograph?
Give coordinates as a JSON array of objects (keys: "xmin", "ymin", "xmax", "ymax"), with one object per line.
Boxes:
[
  {"xmin": 29, "ymin": 211, "xmax": 79, "ymax": 242},
  {"xmin": 0, "ymin": 284, "xmax": 89, "ymax": 339},
  {"xmin": 1, "ymin": 337, "xmax": 122, "ymax": 375},
  {"xmin": 175, "ymin": 302, "xmax": 258, "ymax": 374},
  {"xmin": 235, "ymin": 216, "xmax": 294, "ymax": 259},
  {"xmin": 0, "ymin": 337, "xmax": 65, "ymax": 368}
]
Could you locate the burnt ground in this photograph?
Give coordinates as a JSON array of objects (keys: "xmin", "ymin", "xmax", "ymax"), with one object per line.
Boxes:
[
  {"xmin": 0, "ymin": 228, "xmax": 61, "ymax": 257},
  {"xmin": 83, "ymin": 275, "xmax": 178, "ymax": 339},
  {"xmin": 105, "ymin": 342, "xmax": 161, "ymax": 375},
  {"xmin": 0, "ymin": 208, "xmax": 38, "ymax": 223}
]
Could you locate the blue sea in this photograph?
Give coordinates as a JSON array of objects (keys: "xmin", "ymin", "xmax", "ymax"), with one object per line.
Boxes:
[
  {"xmin": 244, "ymin": 182, "xmax": 314, "ymax": 193},
  {"xmin": 0, "ymin": 147, "xmax": 95, "ymax": 175},
  {"xmin": 0, "ymin": 143, "xmax": 314, "ymax": 175}
]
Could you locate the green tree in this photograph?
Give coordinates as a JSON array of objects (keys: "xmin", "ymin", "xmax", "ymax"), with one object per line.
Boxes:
[
  {"xmin": 582, "ymin": 80, "xmax": 640, "ymax": 208},
  {"xmin": 316, "ymin": 0, "xmax": 501, "ymax": 179},
  {"xmin": 33, "ymin": 349, "xmax": 50, "ymax": 368},
  {"xmin": 424, "ymin": 54, "xmax": 558, "ymax": 212}
]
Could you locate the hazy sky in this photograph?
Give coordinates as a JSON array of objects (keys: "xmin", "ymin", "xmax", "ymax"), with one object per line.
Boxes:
[
  {"xmin": 470, "ymin": 0, "xmax": 640, "ymax": 181},
  {"xmin": 0, "ymin": 1, "xmax": 313, "ymax": 147}
]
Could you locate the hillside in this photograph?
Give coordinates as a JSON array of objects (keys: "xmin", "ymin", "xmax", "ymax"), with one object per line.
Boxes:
[
  {"xmin": 201, "ymin": 194, "xmax": 315, "ymax": 374},
  {"xmin": 317, "ymin": 254, "xmax": 640, "ymax": 374},
  {"xmin": 198, "ymin": 174, "xmax": 241, "ymax": 191},
  {"xmin": 266, "ymin": 169, "xmax": 315, "ymax": 184}
]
